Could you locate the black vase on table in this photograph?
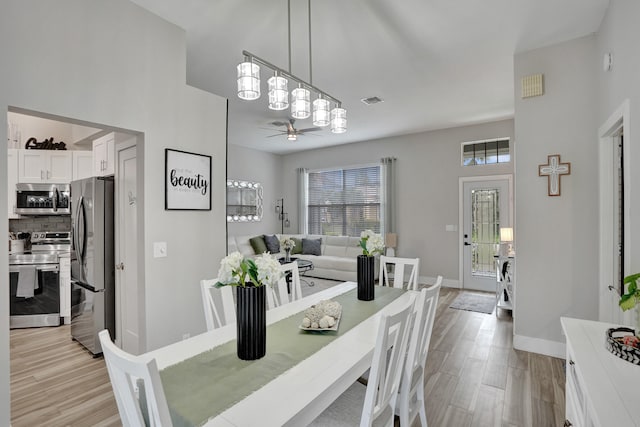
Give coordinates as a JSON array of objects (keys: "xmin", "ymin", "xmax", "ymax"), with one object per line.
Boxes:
[
  {"xmin": 357, "ymin": 255, "xmax": 375, "ymax": 301},
  {"xmin": 236, "ymin": 285, "xmax": 266, "ymax": 360}
]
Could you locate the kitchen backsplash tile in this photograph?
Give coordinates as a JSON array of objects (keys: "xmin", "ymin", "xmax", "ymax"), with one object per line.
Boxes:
[{"xmin": 9, "ymin": 216, "xmax": 71, "ymax": 232}]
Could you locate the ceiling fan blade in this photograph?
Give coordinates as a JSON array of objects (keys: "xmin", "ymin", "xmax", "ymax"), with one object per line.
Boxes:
[
  {"xmin": 269, "ymin": 121, "xmax": 290, "ymax": 127},
  {"xmin": 297, "ymin": 127, "xmax": 323, "ymax": 134},
  {"xmin": 266, "ymin": 133, "xmax": 286, "ymax": 138}
]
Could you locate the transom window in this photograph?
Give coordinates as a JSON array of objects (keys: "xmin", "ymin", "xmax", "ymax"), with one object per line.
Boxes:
[
  {"xmin": 462, "ymin": 138, "xmax": 510, "ymax": 166},
  {"xmin": 307, "ymin": 165, "xmax": 381, "ymax": 236}
]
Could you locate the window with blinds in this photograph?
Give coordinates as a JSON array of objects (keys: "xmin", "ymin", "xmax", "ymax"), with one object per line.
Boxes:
[{"xmin": 307, "ymin": 165, "xmax": 381, "ymax": 236}]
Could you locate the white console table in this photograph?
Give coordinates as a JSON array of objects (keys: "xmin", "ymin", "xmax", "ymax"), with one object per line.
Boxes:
[{"xmin": 561, "ymin": 317, "xmax": 640, "ymax": 426}]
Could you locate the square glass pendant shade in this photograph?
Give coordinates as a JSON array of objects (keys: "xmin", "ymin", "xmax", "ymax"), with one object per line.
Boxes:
[
  {"xmin": 268, "ymin": 75, "xmax": 289, "ymax": 110},
  {"xmin": 312, "ymin": 97, "xmax": 330, "ymax": 126},
  {"xmin": 237, "ymin": 62, "xmax": 260, "ymax": 100},
  {"xmin": 291, "ymin": 87, "xmax": 311, "ymax": 119},
  {"xmin": 330, "ymin": 107, "xmax": 347, "ymax": 133}
]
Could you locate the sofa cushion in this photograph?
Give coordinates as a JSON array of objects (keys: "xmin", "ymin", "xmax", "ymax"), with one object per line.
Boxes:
[
  {"xmin": 263, "ymin": 234, "xmax": 280, "ymax": 254},
  {"xmin": 302, "ymin": 238, "xmax": 322, "ymax": 256},
  {"xmin": 291, "ymin": 237, "xmax": 303, "ymax": 254},
  {"xmin": 249, "ymin": 235, "xmax": 268, "ymax": 254}
]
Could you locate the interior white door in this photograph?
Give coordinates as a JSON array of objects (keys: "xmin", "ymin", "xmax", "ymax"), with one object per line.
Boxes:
[
  {"xmin": 116, "ymin": 144, "xmax": 139, "ymax": 354},
  {"xmin": 462, "ymin": 178, "xmax": 511, "ymax": 292}
]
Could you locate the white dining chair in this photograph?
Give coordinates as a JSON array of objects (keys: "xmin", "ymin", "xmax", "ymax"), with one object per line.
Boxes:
[
  {"xmin": 98, "ymin": 329, "xmax": 173, "ymax": 427},
  {"xmin": 379, "ymin": 255, "xmax": 420, "ymax": 290},
  {"xmin": 396, "ymin": 276, "xmax": 442, "ymax": 427},
  {"xmin": 309, "ymin": 296, "xmax": 416, "ymax": 427},
  {"xmin": 200, "ymin": 278, "xmax": 236, "ymax": 331},
  {"xmin": 267, "ymin": 262, "xmax": 302, "ymax": 310}
]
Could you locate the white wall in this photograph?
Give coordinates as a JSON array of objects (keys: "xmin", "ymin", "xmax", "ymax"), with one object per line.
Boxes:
[
  {"xmin": 0, "ymin": 0, "xmax": 227, "ymax": 422},
  {"xmin": 279, "ymin": 120, "xmax": 514, "ymax": 284},
  {"xmin": 227, "ymin": 145, "xmax": 282, "ymax": 238},
  {"xmin": 513, "ymin": 35, "xmax": 599, "ymax": 356},
  {"xmin": 596, "ymin": 0, "xmax": 640, "ymax": 275}
]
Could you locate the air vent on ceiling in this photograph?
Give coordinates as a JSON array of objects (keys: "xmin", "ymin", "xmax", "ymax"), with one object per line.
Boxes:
[{"xmin": 361, "ymin": 96, "xmax": 384, "ymax": 105}]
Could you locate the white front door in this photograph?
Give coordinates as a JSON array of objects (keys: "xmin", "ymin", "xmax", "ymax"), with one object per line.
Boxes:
[
  {"xmin": 462, "ymin": 177, "xmax": 512, "ymax": 292},
  {"xmin": 116, "ymin": 143, "xmax": 140, "ymax": 354}
]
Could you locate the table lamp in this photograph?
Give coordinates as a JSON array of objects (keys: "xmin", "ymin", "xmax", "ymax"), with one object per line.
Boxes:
[
  {"xmin": 385, "ymin": 233, "xmax": 397, "ymax": 257},
  {"xmin": 499, "ymin": 227, "xmax": 514, "ymax": 256}
]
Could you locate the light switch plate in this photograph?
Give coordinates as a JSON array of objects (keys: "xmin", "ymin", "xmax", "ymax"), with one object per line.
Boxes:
[{"xmin": 153, "ymin": 242, "xmax": 167, "ymax": 258}]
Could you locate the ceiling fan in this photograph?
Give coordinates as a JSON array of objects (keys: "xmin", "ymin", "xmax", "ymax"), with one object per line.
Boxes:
[{"xmin": 266, "ymin": 119, "xmax": 321, "ymax": 141}]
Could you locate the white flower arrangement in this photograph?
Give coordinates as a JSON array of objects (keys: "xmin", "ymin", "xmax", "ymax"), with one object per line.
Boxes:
[
  {"xmin": 280, "ymin": 237, "xmax": 295, "ymax": 251},
  {"xmin": 359, "ymin": 229, "xmax": 385, "ymax": 256},
  {"xmin": 216, "ymin": 251, "xmax": 283, "ymax": 288}
]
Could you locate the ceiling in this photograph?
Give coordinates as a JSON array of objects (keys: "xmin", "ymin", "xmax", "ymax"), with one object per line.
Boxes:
[{"xmin": 130, "ymin": 0, "xmax": 609, "ymax": 154}]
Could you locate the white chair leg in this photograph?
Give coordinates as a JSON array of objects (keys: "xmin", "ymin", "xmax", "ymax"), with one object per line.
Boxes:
[{"xmin": 417, "ymin": 383, "xmax": 428, "ymax": 426}]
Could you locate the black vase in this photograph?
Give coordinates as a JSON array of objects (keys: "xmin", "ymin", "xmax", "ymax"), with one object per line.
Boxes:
[
  {"xmin": 236, "ymin": 285, "xmax": 266, "ymax": 360},
  {"xmin": 357, "ymin": 255, "xmax": 375, "ymax": 301}
]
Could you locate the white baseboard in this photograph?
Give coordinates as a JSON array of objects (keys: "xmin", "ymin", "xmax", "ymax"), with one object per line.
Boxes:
[
  {"xmin": 420, "ymin": 276, "xmax": 460, "ymax": 289},
  {"xmin": 513, "ymin": 334, "xmax": 565, "ymax": 359}
]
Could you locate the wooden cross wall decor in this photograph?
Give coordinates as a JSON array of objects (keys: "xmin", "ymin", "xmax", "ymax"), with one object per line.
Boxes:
[{"xmin": 538, "ymin": 154, "xmax": 571, "ymax": 196}]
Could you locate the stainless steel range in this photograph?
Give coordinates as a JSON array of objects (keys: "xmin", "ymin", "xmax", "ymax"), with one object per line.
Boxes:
[{"xmin": 9, "ymin": 231, "xmax": 71, "ymax": 328}]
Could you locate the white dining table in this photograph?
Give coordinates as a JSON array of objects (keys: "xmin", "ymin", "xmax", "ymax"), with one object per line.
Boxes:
[{"xmin": 144, "ymin": 281, "xmax": 417, "ymax": 427}]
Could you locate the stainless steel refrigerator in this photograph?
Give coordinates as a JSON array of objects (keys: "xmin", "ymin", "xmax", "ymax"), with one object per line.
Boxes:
[{"xmin": 70, "ymin": 176, "xmax": 115, "ymax": 355}]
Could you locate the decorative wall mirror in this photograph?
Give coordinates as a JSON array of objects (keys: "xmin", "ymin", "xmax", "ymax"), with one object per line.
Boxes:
[{"xmin": 226, "ymin": 179, "xmax": 263, "ymax": 222}]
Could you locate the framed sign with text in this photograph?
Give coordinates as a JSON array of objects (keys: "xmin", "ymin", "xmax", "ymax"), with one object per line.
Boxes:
[{"xmin": 165, "ymin": 148, "xmax": 212, "ymax": 210}]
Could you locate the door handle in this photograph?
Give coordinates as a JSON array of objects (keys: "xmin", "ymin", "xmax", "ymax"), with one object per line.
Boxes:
[
  {"xmin": 115, "ymin": 263, "xmax": 125, "ymax": 271},
  {"xmin": 464, "ymin": 242, "xmax": 471, "ymax": 246}
]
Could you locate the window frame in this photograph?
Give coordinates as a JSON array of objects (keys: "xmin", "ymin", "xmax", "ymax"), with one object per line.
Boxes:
[
  {"xmin": 305, "ymin": 162, "xmax": 382, "ymax": 237},
  {"xmin": 461, "ymin": 137, "xmax": 511, "ymax": 166}
]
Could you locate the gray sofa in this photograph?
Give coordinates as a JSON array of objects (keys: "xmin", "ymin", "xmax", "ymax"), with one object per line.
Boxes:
[{"xmin": 227, "ymin": 234, "xmax": 371, "ymax": 282}]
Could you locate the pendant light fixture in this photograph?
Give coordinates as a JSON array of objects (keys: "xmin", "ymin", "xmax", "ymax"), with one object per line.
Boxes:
[
  {"xmin": 236, "ymin": 57, "xmax": 260, "ymax": 100},
  {"xmin": 312, "ymin": 95, "xmax": 330, "ymax": 127},
  {"xmin": 291, "ymin": 86, "xmax": 310, "ymax": 119},
  {"xmin": 268, "ymin": 72, "xmax": 288, "ymax": 110},
  {"xmin": 330, "ymin": 105, "xmax": 347, "ymax": 134},
  {"xmin": 236, "ymin": 0, "xmax": 346, "ymax": 135}
]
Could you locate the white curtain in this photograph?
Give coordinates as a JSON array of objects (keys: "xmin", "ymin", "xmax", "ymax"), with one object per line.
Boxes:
[
  {"xmin": 381, "ymin": 157, "xmax": 397, "ymax": 235},
  {"xmin": 297, "ymin": 167, "xmax": 308, "ymax": 234}
]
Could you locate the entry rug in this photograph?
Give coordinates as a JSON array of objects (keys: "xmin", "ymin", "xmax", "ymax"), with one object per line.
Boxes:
[{"xmin": 449, "ymin": 292, "xmax": 495, "ymax": 314}]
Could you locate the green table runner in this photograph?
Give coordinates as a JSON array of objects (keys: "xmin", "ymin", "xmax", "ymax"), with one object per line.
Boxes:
[{"xmin": 160, "ymin": 286, "xmax": 405, "ymax": 427}]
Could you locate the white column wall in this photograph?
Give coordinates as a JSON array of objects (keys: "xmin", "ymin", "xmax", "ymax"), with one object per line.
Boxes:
[
  {"xmin": 0, "ymin": 0, "xmax": 227, "ymax": 422},
  {"xmin": 513, "ymin": 35, "xmax": 599, "ymax": 356},
  {"xmin": 596, "ymin": 0, "xmax": 640, "ymax": 275}
]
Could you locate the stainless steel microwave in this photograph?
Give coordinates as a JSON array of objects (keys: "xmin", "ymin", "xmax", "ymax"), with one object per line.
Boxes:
[{"xmin": 15, "ymin": 183, "xmax": 71, "ymax": 215}]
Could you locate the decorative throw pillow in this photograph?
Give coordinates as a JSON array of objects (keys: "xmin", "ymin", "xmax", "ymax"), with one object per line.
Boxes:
[
  {"xmin": 263, "ymin": 234, "xmax": 281, "ymax": 254},
  {"xmin": 249, "ymin": 235, "xmax": 268, "ymax": 254},
  {"xmin": 291, "ymin": 237, "xmax": 303, "ymax": 254},
  {"xmin": 302, "ymin": 238, "xmax": 322, "ymax": 256}
]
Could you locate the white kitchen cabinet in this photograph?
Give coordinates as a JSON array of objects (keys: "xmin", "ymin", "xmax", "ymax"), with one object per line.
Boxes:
[
  {"xmin": 72, "ymin": 150, "xmax": 94, "ymax": 180},
  {"xmin": 7, "ymin": 149, "xmax": 19, "ymax": 218},
  {"xmin": 18, "ymin": 150, "xmax": 72, "ymax": 183},
  {"xmin": 561, "ymin": 317, "xmax": 640, "ymax": 426},
  {"xmin": 59, "ymin": 254, "xmax": 71, "ymax": 321},
  {"xmin": 93, "ymin": 132, "xmax": 115, "ymax": 176}
]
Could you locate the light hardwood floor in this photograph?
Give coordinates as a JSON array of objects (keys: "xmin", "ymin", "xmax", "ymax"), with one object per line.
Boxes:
[{"xmin": 10, "ymin": 286, "xmax": 565, "ymax": 427}]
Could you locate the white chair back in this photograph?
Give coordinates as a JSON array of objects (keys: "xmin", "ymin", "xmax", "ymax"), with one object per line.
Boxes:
[
  {"xmin": 379, "ymin": 255, "xmax": 420, "ymax": 290},
  {"xmin": 267, "ymin": 262, "xmax": 302, "ymax": 310},
  {"xmin": 397, "ymin": 276, "xmax": 442, "ymax": 427},
  {"xmin": 200, "ymin": 279, "xmax": 236, "ymax": 331},
  {"xmin": 99, "ymin": 330, "xmax": 173, "ymax": 427},
  {"xmin": 361, "ymin": 296, "xmax": 415, "ymax": 427}
]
